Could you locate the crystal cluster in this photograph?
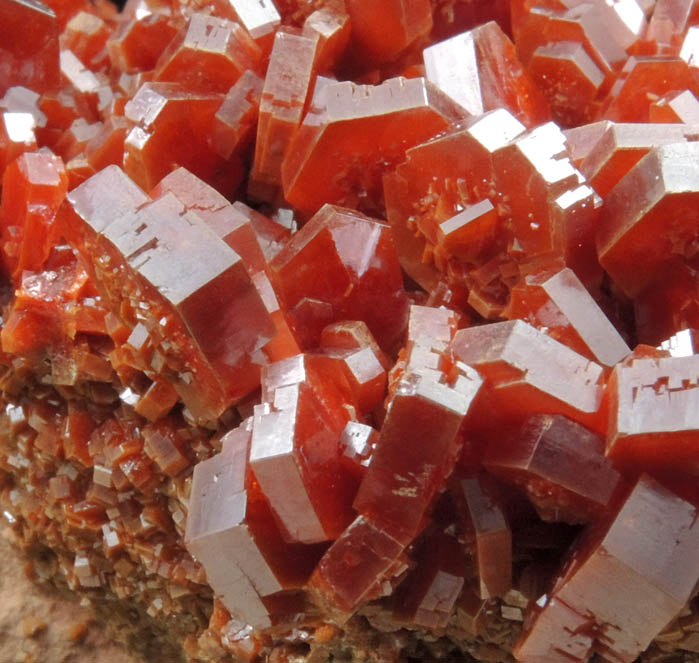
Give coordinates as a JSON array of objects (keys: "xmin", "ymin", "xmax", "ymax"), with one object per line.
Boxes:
[{"xmin": 0, "ymin": 1, "xmax": 698, "ymax": 663}]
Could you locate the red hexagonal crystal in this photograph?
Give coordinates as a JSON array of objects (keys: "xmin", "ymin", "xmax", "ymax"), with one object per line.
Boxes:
[
  {"xmin": 271, "ymin": 204, "xmax": 409, "ymax": 351},
  {"xmin": 452, "ymin": 320, "xmax": 605, "ymax": 431},
  {"xmin": 423, "ymin": 21, "xmax": 550, "ymax": 128},
  {"xmin": 597, "ymin": 141, "xmax": 699, "ymax": 298},
  {"xmin": 515, "ymin": 475, "xmax": 699, "ymax": 663},
  {"xmin": 1, "ymin": 150, "xmax": 67, "ymax": 280},
  {"xmin": 485, "ymin": 414, "xmax": 626, "ymax": 524},
  {"xmin": 123, "ymin": 82, "xmax": 236, "ymax": 193},
  {"xmin": 281, "ymin": 76, "xmax": 464, "ymax": 216},
  {"xmin": 5, "ymin": 3, "xmax": 699, "ymax": 662},
  {"xmin": 249, "ymin": 29, "xmax": 317, "ymax": 203},
  {"xmin": 504, "ymin": 266, "xmax": 630, "ymax": 366},
  {"xmin": 250, "ymin": 353, "xmax": 358, "ymax": 544},
  {"xmin": 607, "ymin": 353, "xmax": 699, "ymax": 477},
  {"xmin": 345, "ymin": 0, "xmax": 432, "ymax": 64},
  {"xmin": 154, "ymin": 13, "xmax": 262, "ymax": 94}
]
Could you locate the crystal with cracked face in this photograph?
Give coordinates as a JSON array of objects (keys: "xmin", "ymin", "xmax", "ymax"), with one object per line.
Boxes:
[{"xmin": 515, "ymin": 475, "xmax": 699, "ymax": 663}]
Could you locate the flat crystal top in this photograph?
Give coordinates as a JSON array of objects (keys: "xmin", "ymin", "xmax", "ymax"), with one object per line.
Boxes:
[
  {"xmin": 67, "ymin": 165, "xmax": 149, "ymax": 233},
  {"xmin": 228, "ymin": 0, "xmax": 280, "ymax": 38},
  {"xmin": 103, "ymin": 193, "xmax": 242, "ymax": 307}
]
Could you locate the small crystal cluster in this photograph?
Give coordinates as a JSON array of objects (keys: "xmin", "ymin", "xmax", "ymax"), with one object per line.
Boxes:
[{"xmin": 0, "ymin": 1, "xmax": 698, "ymax": 663}]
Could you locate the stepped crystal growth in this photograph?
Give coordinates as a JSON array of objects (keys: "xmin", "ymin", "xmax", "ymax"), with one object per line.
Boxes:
[{"xmin": 0, "ymin": 1, "xmax": 697, "ymax": 663}]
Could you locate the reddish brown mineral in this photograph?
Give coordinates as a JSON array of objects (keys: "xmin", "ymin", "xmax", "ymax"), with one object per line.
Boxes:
[
  {"xmin": 270, "ymin": 204, "xmax": 409, "ymax": 350},
  {"xmin": 281, "ymin": 76, "xmax": 464, "ymax": 215},
  {"xmin": 0, "ymin": 0, "xmax": 60, "ymax": 96},
  {"xmin": 345, "ymin": 0, "xmax": 432, "ymax": 64},
  {"xmin": 154, "ymin": 14, "xmax": 262, "ymax": 94},
  {"xmin": 515, "ymin": 475, "xmax": 699, "ymax": 663},
  {"xmin": 423, "ymin": 21, "xmax": 550, "ymax": 127},
  {"xmin": 1, "ymin": 4, "xmax": 699, "ymax": 663},
  {"xmin": 485, "ymin": 414, "xmax": 626, "ymax": 523},
  {"xmin": 597, "ymin": 141, "xmax": 699, "ymax": 298},
  {"xmin": 451, "ymin": 320, "xmax": 605, "ymax": 431}
]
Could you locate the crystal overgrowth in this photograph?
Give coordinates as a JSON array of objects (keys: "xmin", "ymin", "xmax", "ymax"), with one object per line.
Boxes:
[{"xmin": 1, "ymin": 2, "xmax": 699, "ymax": 663}]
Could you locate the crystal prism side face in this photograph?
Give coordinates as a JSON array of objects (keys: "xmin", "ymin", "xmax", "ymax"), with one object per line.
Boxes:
[
  {"xmin": 597, "ymin": 141, "xmax": 699, "ymax": 298},
  {"xmin": 250, "ymin": 353, "xmax": 358, "ymax": 545},
  {"xmin": 607, "ymin": 354, "xmax": 699, "ymax": 477},
  {"xmin": 454, "ymin": 476, "xmax": 512, "ymax": 599},
  {"xmin": 249, "ymin": 29, "xmax": 317, "ymax": 203},
  {"xmin": 516, "ymin": 475, "xmax": 699, "ymax": 663},
  {"xmin": 186, "ymin": 420, "xmax": 322, "ymax": 628},
  {"xmin": 271, "ymin": 204, "xmax": 409, "ymax": 351},
  {"xmin": 485, "ymin": 414, "xmax": 626, "ymax": 523},
  {"xmin": 212, "ymin": 70, "xmax": 263, "ymax": 160},
  {"xmin": 504, "ymin": 266, "xmax": 630, "ymax": 366},
  {"xmin": 393, "ymin": 530, "xmax": 466, "ymax": 629},
  {"xmin": 5, "ymin": 1, "xmax": 699, "ymax": 661},
  {"xmin": 451, "ymin": 319, "xmax": 605, "ymax": 431},
  {"xmin": 424, "ymin": 21, "xmax": 551, "ymax": 128}
]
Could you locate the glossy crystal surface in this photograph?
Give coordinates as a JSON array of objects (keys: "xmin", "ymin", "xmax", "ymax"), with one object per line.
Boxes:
[
  {"xmin": 281, "ymin": 76, "xmax": 465, "ymax": 215},
  {"xmin": 515, "ymin": 475, "xmax": 699, "ymax": 663},
  {"xmin": 485, "ymin": 414, "xmax": 626, "ymax": 523},
  {"xmin": 424, "ymin": 21, "xmax": 550, "ymax": 127},
  {"xmin": 1, "ymin": 3, "xmax": 699, "ymax": 663}
]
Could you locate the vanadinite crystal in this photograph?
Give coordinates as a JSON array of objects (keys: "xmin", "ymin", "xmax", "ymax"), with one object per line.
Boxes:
[{"xmin": 0, "ymin": 2, "xmax": 698, "ymax": 663}]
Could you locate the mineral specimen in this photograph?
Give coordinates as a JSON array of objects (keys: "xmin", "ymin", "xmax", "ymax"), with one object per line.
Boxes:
[{"xmin": 0, "ymin": 3, "xmax": 698, "ymax": 663}]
